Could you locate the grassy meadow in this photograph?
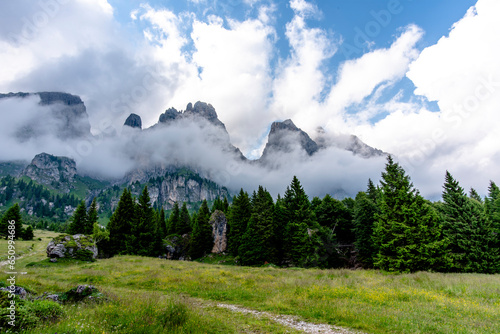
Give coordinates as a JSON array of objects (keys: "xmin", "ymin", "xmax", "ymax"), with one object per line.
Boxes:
[{"xmin": 1, "ymin": 230, "xmax": 499, "ymax": 333}]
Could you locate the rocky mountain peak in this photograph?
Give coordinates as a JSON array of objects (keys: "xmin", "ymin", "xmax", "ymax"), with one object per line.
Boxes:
[
  {"xmin": 262, "ymin": 119, "xmax": 319, "ymax": 160},
  {"xmin": 157, "ymin": 101, "xmax": 226, "ymax": 130},
  {"xmin": 21, "ymin": 153, "xmax": 77, "ymax": 192},
  {"xmin": 124, "ymin": 113, "xmax": 142, "ymax": 129}
]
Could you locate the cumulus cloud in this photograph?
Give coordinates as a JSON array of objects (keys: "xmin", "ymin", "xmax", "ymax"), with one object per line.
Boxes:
[{"xmin": 355, "ymin": 0, "xmax": 500, "ymax": 197}]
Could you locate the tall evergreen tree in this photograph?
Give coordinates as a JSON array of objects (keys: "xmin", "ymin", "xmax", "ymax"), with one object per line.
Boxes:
[
  {"xmin": 282, "ymin": 176, "xmax": 323, "ymax": 267},
  {"xmin": 211, "ymin": 197, "xmax": 225, "ymax": 213},
  {"xmin": 222, "ymin": 197, "xmax": 230, "ymax": 213},
  {"xmin": 373, "ymin": 156, "xmax": 443, "ymax": 272},
  {"xmin": 132, "ymin": 186, "xmax": 157, "ymax": 256},
  {"xmin": 107, "ymin": 189, "xmax": 135, "ymax": 256},
  {"xmin": 0, "ymin": 203, "xmax": 23, "ymax": 239},
  {"xmin": 353, "ymin": 190, "xmax": 379, "ymax": 267},
  {"xmin": 86, "ymin": 198, "xmax": 99, "ymax": 235},
  {"xmin": 315, "ymin": 194, "xmax": 354, "ymax": 245},
  {"xmin": 273, "ymin": 194, "xmax": 287, "ymax": 263},
  {"xmin": 441, "ymin": 172, "xmax": 499, "ymax": 273},
  {"xmin": 68, "ymin": 201, "xmax": 88, "ymax": 235},
  {"xmin": 189, "ymin": 200, "xmax": 213, "ymax": 259},
  {"xmin": 157, "ymin": 207, "xmax": 167, "ymax": 238},
  {"xmin": 238, "ymin": 186, "xmax": 277, "ymax": 265},
  {"xmin": 178, "ymin": 202, "xmax": 192, "ymax": 235},
  {"xmin": 469, "ymin": 188, "xmax": 483, "ymax": 203},
  {"xmin": 227, "ymin": 189, "xmax": 251, "ymax": 256},
  {"xmin": 167, "ymin": 202, "xmax": 181, "ymax": 235}
]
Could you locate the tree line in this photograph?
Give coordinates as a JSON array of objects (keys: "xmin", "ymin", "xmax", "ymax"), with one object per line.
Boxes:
[{"xmin": 7, "ymin": 155, "xmax": 499, "ymax": 273}]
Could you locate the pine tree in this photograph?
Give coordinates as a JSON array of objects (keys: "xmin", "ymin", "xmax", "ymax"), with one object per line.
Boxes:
[
  {"xmin": 315, "ymin": 194, "xmax": 354, "ymax": 245},
  {"xmin": 178, "ymin": 202, "xmax": 192, "ymax": 235},
  {"xmin": 469, "ymin": 188, "xmax": 483, "ymax": 203},
  {"xmin": 211, "ymin": 197, "xmax": 225, "ymax": 213},
  {"xmin": 282, "ymin": 176, "xmax": 323, "ymax": 267},
  {"xmin": 372, "ymin": 156, "xmax": 443, "ymax": 273},
  {"xmin": 107, "ymin": 189, "xmax": 135, "ymax": 256},
  {"xmin": 86, "ymin": 198, "xmax": 99, "ymax": 235},
  {"xmin": 353, "ymin": 191, "xmax": 378, "ymax": 267},
  {"xmin": 441, "ymin": 172, "xmax": 499, "ymax": 273},
  {"xmin": 68, "ymin": 201, "xmax": 88, "ymax": 235},
  {"xmin": 0, "ymin": 203, "xmax": 23, "ymax": 239},
  {"xmin": 157, "ymin": 207, "xmax": 167, "ymax": 238},
  {"xmin": 273, "ymin": 194, "xmax": 287, "ymax": 263},
  {"xmin": 227, "ymin": 189, "xmax": 251, "ymax": 256},
  {"xmin": 22, "ymin": 225, "xmax": 34, "ymax": 240},
  {"xmin": 189, "ymin": 200, "xmax": 213, "ymax": 259},
  {"xmin": 222, "ymin": 197, "xmax": 229, "ymax": 213},
  {"xmin": 167, "ymin": 202, "xmax": 181, "ymax": 235},
  {"xmin": 238, "ymin": 186, "xmax": 277, "ymax": 265},
  {"xmin": 132, "ymin": 186, "xmax": 157, "ymax": 256}
]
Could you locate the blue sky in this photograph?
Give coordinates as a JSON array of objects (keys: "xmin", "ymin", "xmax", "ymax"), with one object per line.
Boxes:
[
  {"xmin": 0, "ymin": 0, "xmax": 499, "ymax": 197},
  {"xmin": 107, "ymin": 0, "xmax": 476, "ymax": 113}
]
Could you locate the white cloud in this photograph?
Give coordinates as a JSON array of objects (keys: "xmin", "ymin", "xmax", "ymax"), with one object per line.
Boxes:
[
  {"xmin": 270, "ymin": 1, "xmax": 336, "ymax": 135},
  {"xmin": 355, "ymin": 0, "xmax": 500, "ymax": 197},
  {"xmin": 326, "ymin": 25, "xmax": 423, "ymax": 118}
]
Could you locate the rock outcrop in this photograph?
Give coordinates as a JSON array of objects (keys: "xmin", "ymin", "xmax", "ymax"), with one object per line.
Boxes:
[
  {"xmin": 164, "ymin": 234, "xmax": 190, "ymax": 260},
  {"xmin": 210, "ymin": 210, "xmax": 227, "ymax": 254},
  {"xmin": 124, "ymin": 113, "xmax": 142, "ymax": 129},
  {"xmin": 21, "ymin": 153, "xmax": 77, "ymax": 190},
  {"xmin": 124, "ymin": 168, "xmax": 230, "ymax": 210},
  {"xmin": 314, "ymin": 127, "xmax": 385, "ymax": 158},
  {"xmin": 46, "ymin": 234, "xmax": 97, "ymax": 261},
  {"xmin": 158, "ymin": 101, "xmax": 226, "ymax": 130}
]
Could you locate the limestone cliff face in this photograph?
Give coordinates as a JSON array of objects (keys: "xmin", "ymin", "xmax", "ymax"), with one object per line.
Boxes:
[
  {"xmin": 144, "ymin": 172, "xmax": 230, "ymax": 209},
  {"xmin": 210, "ymin": 210, "xmax": 227, "ymax": 254},
  {"xmin": 21, "ymin": 153, "xmax": 77, "ymax": 191}
]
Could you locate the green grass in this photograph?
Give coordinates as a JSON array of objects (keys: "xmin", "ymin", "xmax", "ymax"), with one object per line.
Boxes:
[{"xmin": 1, "ymin": 230, "xmax": 499, "ymax": 333}]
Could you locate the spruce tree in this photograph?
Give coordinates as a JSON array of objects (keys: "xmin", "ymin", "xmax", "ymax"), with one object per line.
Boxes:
[
  {"xmin": 178, "ymin": 202, "xmax": 192, "ymax": 235},
  {"xmin": 469, "ymin": 188, "xmax": 483, "ymax": 203},
  {"xmin": 373, "ymin": 156, "xmax": 443, "ymax": 273},
  {"xmin": 86, "ymin": 198, "xmax": 99, "ymax": 235},
  {"xmin": 107, "ymin": 189, "xmax": 135, "ymax": 256},
  {"xmin": 132, "ymin": 186, "xmax": 157, "ymax": 256},
  {"xmin": 315, "ymin": 194, "xmax": 354, "ymax": 245},
  {"xmin": 157, "ymin": 207, "xmax": 167, "ymax": 238},
  {"xmin": 282, "ymin": 176, "xmax": 323, "ymax": 267},
  {"xmin": 353, "ymin": 191, "xmax": 378, "ymax": 267},
  {"xmin": 222, "ymin": 197, "xmax": 229, "ymax": 213},
  {"xmin": 22, "ymin": 225, "xmax": 34, "ymax": 240},
  {"xmin": 227, "ymin": 189, "xmax": 251, "ymax": 256},
  {"xmin": 167, "ymin": 202, "xmax": 181, "ymax": 235},
  {"xmin": 273, "ymin": 194, "xmax": 287, "ymax": 263},
  {"xmin": 441, "ymin": 172, "xmax": 499, "ymax": 273},
  {"xmin": 68, "ymin": 201, "xmax": 88, "ymax": 235},
  {"xmin": 0, "ymin": 203, "xmax": 23, "ymax": 239},
  {"xmin": 238, "ymin": 186, "xmax": 277, "ymax": 265},
  {"xmin": 485, "ymin": 181, "xmax": 500, "ymax": 238},
  {"xmin": 189, "ymin": 200, "xmax": 213, "ymax": 259}
]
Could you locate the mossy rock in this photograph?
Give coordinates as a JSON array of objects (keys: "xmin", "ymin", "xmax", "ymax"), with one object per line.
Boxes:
[{"xmin": 46, "ymin": 234, "xmax": 98, "ymax": 261}]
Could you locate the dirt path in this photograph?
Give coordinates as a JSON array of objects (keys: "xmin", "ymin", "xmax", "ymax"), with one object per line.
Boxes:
[{"xmin": 216, "ymin": 303, "xmax": 363, "ymax": 334}]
